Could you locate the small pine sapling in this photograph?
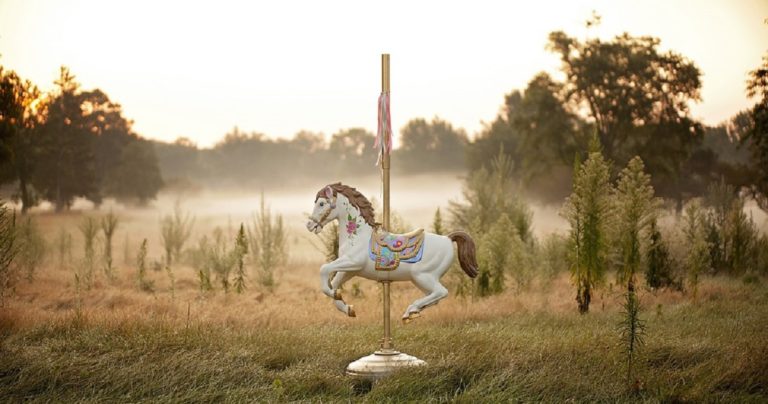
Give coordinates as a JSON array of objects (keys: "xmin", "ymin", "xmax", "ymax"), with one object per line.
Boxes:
[
  {"xmin": 78, "ymin": 216, "xmax": 99, "ymax": 289},
  {"xmin": 0, "ymin": 203, "xmax": 17, "ymax": 306},
  {"xmin": 101, "ymin": 211, "xmax": 119, "ymax": 280},
  {"xmin": 432, "ymin": 207, "xmax": 444, "ymax": 235},
  {"xmin": 136, "ymin": 238, "xmax": 153, "ymax": 292},
  {"xmin": 56, "ymin": 228, "xmax": 72, "ymax": 271},
  {"xmin": 160, "ymin": 203, "xmax": 194, "ymax": 268},
  {"xmin": 682, "ymin": 200, "xmax": 710, "ymax": 301},
  {"xmin": 16, "ymin": 217, "xmax": 46, "ymax": 282},
  {"xmin": 233, "ymin": 224, "xmax": 248, "ymax": 294}
]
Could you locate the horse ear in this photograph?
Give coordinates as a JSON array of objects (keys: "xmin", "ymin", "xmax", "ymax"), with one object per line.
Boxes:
[{"xmin": 324, "ymin": 186, "xmax": 334, "ymax": 200}]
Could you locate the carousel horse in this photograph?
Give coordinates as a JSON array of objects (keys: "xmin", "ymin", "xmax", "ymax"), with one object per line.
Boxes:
[{"xmin": 306, "ymin": 182, "xmax": 478, "ymax": 322}]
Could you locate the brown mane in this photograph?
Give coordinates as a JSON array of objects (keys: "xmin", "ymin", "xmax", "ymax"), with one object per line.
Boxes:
[{"xmin": 315, "ymin": 182, "xmax": 378, "ymax": 228}]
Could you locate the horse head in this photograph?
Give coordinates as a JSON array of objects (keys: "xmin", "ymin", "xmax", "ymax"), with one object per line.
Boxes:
[{"xmin": 306, "ymin": 184, "xmax": 339, "ymax": 233}]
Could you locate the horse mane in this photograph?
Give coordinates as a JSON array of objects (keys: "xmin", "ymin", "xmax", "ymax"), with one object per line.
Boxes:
[{"xmin": 316, "ymin": 182, "xmax": 378, "ymax": 228}]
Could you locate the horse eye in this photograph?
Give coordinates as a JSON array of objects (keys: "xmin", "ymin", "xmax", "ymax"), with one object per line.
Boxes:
[{"xmin": 319, "ymin": 202, "xmax": 325, "ymax": 207}]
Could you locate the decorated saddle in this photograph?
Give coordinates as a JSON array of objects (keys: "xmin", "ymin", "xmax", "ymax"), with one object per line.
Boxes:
[{"xmin": 369, "ymin": 228, "xmax": 426, "ymax": 271}]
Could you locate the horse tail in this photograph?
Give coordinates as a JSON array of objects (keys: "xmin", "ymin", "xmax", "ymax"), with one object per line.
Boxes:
[{"xmin": 448, "ymin": 231, "xmax": 478, "ymax": 278}]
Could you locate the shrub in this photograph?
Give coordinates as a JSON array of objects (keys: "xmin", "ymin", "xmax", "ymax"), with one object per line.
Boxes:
[
  {"xmin": 209, "ymin": 227, "xmax": 235, "ymax": 292},
  {"xmin": 450, "ymin": 150, "xmax": 532, "ymax": 243},
  {"xmin": 160, "ymin": 203, "xmax": 194, "ymax": 268},
  {"xmin": 645, "ymin": 219, "xmax": 678, "ymax": 290},
  {"xmin": 614, "ymin": 156, "xmax": 657, "ymax": 283},
  {"xmin": 15, "ymin": 216, "xmax": 46, "ymax": 282},
  {"xmin": 136, "ymin": 238, "xmax": 153, "ymax": 292},
  {"xmin": 56, "ymin": 228, "xmax": 72, "ymax": 271},
  {"xmin": 248, "ymin": 195, "xmax": 287, "ymax": 290},
  {"xmin": 432, "ymin": 208, "xmax": 444, "ymax": 235},
  {"xmin": 233, "ymin": 224, "xmax": 248, "ymax": 294},
  {"xmin": 562, "ymin": 138, "xmax": 613, "ymax": 313},
  {"xmin": 537, "ymin": 233, "xmax": 569, "ymax": 280},
  {"xmin": 101, "ymin": 211, "xmax": 119, "ymax": 280},
  {"xmin": 681, "ymin": 200, "xmax": 710, "ymax": 300},
  {"xmin": 78, "ymin": 216, "xmax": 99, "ymax": 289},
  {"xmin": 0, "ymin": 203, "xmax": 17, "ymax": 305},
  {"xmin": 190, "ymin": 236, "xmax": 213, "ymax": 293},
  {"xmin": 475, "ymin": 214, "xmax": 529, "ymax": 296}
]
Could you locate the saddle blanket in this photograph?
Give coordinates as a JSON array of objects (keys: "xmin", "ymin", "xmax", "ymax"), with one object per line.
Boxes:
[{"xmin": 368, "ymin": 228, "xmax": 426, "ymax": 271}]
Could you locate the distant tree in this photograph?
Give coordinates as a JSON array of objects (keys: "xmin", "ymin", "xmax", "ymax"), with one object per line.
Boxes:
[
  {"xmin": 0, "ymin": 67, "xmax": 46, "ymax": 213},
  {"xmin": 562, "ymin": 137, "xmax": 613, "ymax": 313},
  {"xmin": 742, "ymin": 53, "xmax": 768, "ymax": 210},
  {"xmin": 511, "ymin": 73, "xmax": 585, "ymax": 178},
  {"xmin": 105, "ymin": 140, "xmax": 163, "ymax": 205},
  {"xmin": 33, "ymin": 67, "xmax": 98, "ymax": 211},
  {"xmin": 467, "ymin": 73, "xmax": 586, "ymax": 202},
  {"xmin": 547, "ymin": 31, "xmax": 703, "ymax": 203},
  {"xmin": 328, "ymin": 128, "xmax": 375, "ymax": 173},
  {"xmin": 399, "ymin": 117, "xmax": 467, "ymax": 172}
]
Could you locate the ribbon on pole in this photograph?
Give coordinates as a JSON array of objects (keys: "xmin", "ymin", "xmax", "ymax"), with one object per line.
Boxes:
[{"xmin": 375, "ymin": 91, "xmax": 392, "ymax": 166}]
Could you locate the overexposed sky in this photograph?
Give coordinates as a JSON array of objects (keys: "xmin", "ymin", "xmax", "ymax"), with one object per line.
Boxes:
[{"xmin": 1, "ymin": 0, "xmax": 766, "ymax": 147}]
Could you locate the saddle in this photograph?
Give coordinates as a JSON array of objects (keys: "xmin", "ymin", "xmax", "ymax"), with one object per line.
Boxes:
[{"xmin": 369, "ymin": 228, "xmax": 426, "ymax": 271}]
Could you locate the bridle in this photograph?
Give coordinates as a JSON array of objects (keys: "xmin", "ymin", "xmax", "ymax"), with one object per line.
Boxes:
[{"xmin": 310, "ymin": 195, "xmax": 337, "ymax": 229}]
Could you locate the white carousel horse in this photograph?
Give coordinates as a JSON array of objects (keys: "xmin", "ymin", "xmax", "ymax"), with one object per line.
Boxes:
[{"xmin": 306, "ymin": 182, "xmax": 478, "ymax": 322}]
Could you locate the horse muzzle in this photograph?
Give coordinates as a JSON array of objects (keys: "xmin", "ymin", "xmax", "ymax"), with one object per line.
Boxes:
[{"xmin": 306, "ymin": 219, "xmax": 323, "ymax": 234}]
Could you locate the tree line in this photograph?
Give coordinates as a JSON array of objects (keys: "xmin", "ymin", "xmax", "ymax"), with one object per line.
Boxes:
[
  {"xmin": 3, "ymin": 28, "xmax": 766, "ymax": 210},
  {"xmin": 0, "ymin": 66, "xmax": 163, "ymax": 212}
]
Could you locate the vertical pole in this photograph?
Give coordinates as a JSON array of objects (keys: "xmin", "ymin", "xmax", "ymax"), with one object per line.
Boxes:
[{"xmin": 380, "ymin": 53, "xmax": 392, "ymax": 352}]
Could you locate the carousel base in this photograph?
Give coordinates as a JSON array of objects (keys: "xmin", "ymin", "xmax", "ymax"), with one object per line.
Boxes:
[{"xmin": 345, "ymin": 350, "xmax": 426, "ymax": 378}]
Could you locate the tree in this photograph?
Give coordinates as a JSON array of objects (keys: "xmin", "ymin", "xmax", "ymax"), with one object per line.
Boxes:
[
  {"xmin": 467, "ymin": 73, "xmax": 586, "ymax": 202},
  {"xmin": 511, "ymin": 73, "xmax": 585, "ymax": 179},
  {"xmin": 563, "ymin": 137, "xmax": 613, "ymax": 313},
  {"xmin": 399, "ymin": 117, "xmax": 467, "ymax": 172},
  {"xmin": 33, "ymin": 67, "xmax": 98, "ymax": 211},
  {"xmin": 547, "ymin": 31, "xmax": 703, "ymax": 203},
  {"xmin": 0, "ymin": 67, "xmax": 46, "ymax": 213},
  {"xmin": 105, "ymin": 140, "xmax": 163, "ymax": 205},
  {"xmin": 742, "ymin": 53, "xmax": 768, "ymax": 210},
  {"xmin": 328, "ymin": 128, "xmax": 375, "ymax": 173}
]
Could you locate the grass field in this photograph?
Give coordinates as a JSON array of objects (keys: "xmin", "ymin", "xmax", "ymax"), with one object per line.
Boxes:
[{"xmin": 1, "ymin": 256, "xmax": 767, "ymax": 402}]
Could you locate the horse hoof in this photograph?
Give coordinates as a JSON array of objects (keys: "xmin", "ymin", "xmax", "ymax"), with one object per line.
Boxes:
[
  {"xmin": 347, "ymin": 305, "xmax": 356, "ymax": 318},
  {"xmin": 402, "ymin": 317, "xmax": 411, "ymax": 324},
  {"xmin": 409, "ymin": 311, "xmax": 421, "ymax": 319}
]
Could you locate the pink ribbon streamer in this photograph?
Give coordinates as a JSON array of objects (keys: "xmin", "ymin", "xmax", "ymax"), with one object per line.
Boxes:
[{"xmin": 375, "ymin": 91, "xmax": 392, "ymax": 165}]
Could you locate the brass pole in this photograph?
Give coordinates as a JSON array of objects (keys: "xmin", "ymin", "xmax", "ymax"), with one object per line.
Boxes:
[{"xmin": 380, "ymin": 53, "xmax": 392, "ymax": 352}]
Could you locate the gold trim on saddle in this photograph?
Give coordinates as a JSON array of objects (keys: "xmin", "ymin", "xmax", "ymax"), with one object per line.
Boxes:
[{"xmin": 369, "ymin": 228, "xmax": 426, "ymax": 271}]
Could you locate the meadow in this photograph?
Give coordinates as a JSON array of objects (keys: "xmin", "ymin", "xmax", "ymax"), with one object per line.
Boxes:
[{"xmin": 0, "ymin": 188, "xmax": 767, "ymax": 402}]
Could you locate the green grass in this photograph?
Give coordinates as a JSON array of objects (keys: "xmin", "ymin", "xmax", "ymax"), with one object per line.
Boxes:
[{"xmin": 1, "ymin": 281, "xmax": 767, "ymax": 402}]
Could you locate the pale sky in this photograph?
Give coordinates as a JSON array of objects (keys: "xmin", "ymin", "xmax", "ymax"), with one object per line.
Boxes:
[{"xmin": 1, "ymin": 0, "xmax": 766, "ymax": 148}]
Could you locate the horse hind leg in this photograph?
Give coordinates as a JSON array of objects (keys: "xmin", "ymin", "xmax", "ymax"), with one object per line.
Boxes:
[
  {"xmin": 402, "ymin": 274, "xmax": 448, "ymax": 323},
  {"xmin": 330, "ymin": 271, "xmax": 357, "ymax": 317}
]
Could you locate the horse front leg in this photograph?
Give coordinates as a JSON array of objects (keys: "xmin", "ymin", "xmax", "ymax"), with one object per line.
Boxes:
[
  {"xmin": 330, "ymin": 271, "xmax": 357, "ymax": 317},
  {"xmin": 319, "ymin": 255, "xmax": 360, "ymax": 300}
]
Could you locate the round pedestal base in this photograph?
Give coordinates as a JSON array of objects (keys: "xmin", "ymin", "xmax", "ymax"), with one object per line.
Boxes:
[{"xmin": 345, "ymin": 350, "xmax": 426, "ymax": 378}]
